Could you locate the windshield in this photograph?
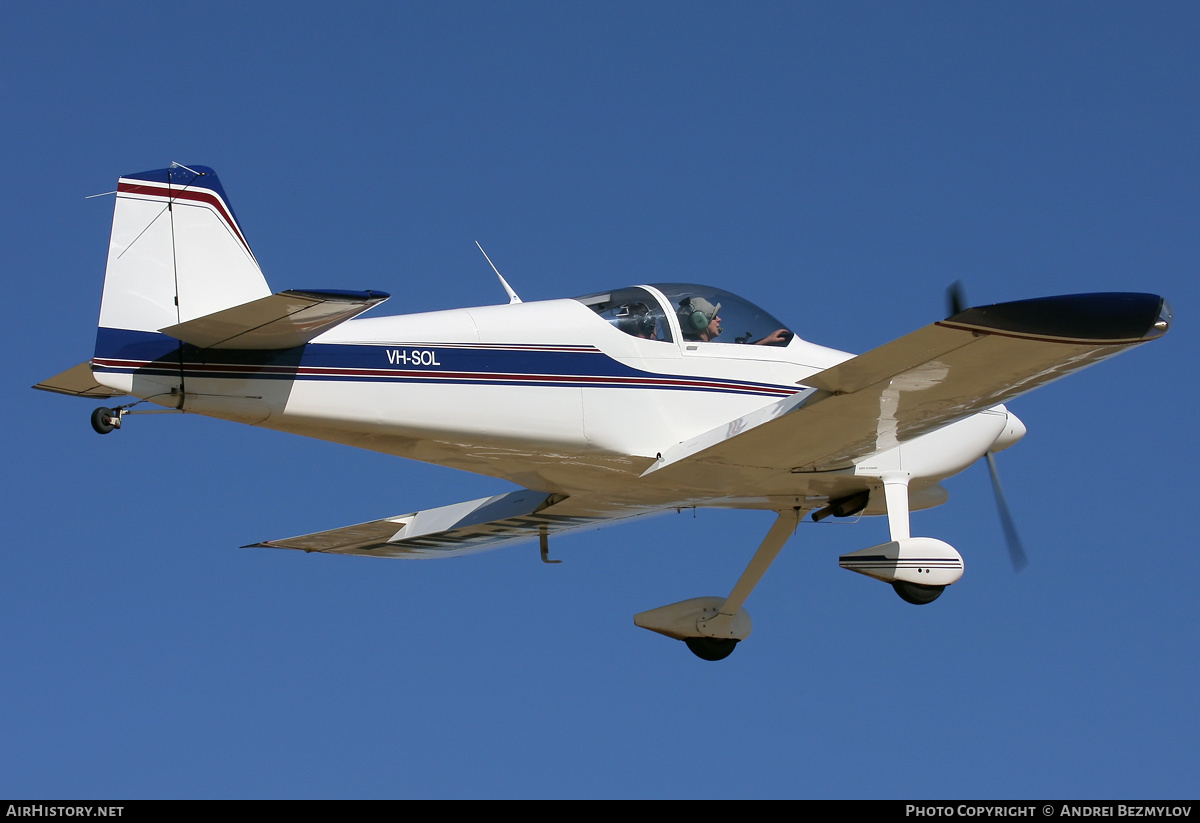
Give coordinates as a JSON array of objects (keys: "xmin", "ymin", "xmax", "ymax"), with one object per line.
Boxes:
[{"xmin": 652, "ymin": 283, "xmax": 793, "ymax": 346}]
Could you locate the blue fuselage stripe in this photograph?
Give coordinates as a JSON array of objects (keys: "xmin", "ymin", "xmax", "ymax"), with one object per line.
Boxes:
[{"xmin": 92, "ymin": 328, "xmax": 797, "ymax": 398}]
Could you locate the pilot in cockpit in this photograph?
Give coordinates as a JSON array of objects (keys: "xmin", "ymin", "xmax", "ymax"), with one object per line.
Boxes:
[{"xmin": 677, "ymin": 297, "xmax": 792, "ymax": 345}]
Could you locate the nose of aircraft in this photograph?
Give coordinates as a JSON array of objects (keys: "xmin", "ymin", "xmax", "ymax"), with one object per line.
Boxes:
[{"xmin": 991, "ymin": 409, "xmax": 1027, "ymax": 453}]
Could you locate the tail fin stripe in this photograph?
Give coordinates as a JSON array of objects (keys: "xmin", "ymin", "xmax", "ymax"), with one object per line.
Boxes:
[{"xmin": 117, "ymin": 179, "xmax": 252, "ymax": 259}]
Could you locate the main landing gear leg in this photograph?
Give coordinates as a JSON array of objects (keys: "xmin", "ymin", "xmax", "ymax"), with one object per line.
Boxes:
[
  {"xmin": 882, "ymin": 472, "xmax": 945, "ymax": 605},
  {"xmin": 635, "ymin": 508, "xmax": 801, "ymax": 661},
  {"xmin": 699, "ymin": 509, "xmax": 800, "ymax": 642}
]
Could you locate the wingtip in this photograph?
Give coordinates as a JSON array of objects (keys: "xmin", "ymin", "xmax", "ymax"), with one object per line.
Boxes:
[{"xmin": 943, "ymin": 292, "xmax": 1170, "ymax": 343}]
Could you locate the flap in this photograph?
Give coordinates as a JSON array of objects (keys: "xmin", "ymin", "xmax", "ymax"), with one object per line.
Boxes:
[{"xmin": 159, "ymin": 289, "xmax": 389, "ymax": 350}]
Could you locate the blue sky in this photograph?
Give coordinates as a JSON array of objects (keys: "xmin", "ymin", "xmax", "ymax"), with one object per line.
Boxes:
[{"xmin": 3, "ymin": 1, "xmax": 1197, "ymax": 799}]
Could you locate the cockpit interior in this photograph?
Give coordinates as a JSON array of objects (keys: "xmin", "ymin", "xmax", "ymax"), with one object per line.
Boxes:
[{"xmin": 574, "ymin": 284, "xmax": 792, "ymax": 347}]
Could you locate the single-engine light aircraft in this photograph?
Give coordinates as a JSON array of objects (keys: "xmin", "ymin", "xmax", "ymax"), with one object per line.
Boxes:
[{"xmin": 36, "ymin": 164, "xmax": 1172, "ymax": 660}]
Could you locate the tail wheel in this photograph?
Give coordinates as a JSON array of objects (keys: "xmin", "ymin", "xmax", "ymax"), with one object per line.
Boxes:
[{"xmin": 90, "ymin": 407, "xmax": 117, "ymax": 435}]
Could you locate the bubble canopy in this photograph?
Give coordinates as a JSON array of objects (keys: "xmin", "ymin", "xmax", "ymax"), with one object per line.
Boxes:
[{"xmin": 573, "ymin": 283, "xmax": 792, "ymax": 346}]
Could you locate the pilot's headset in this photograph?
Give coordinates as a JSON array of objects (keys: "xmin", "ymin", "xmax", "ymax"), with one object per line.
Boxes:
[{"xmin": 678, "ymin": 297, "xmax": 721, "ymax": 333}]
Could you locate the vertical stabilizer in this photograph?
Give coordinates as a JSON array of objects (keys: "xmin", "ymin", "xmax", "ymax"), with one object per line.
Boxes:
[{"xmin": 97, "ymin": 165, "xmax": 270, "ymax": 334}]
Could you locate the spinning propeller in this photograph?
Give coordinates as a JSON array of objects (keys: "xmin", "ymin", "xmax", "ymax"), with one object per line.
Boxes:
[{"xmin": 946, "ymin": 281, "xmax": 1029, "ymax": 572}]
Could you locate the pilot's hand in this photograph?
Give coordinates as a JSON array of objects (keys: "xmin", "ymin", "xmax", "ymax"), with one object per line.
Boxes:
[{"xmin": 755, "ymin": 329, "xmax": 793, "ymax": 346}]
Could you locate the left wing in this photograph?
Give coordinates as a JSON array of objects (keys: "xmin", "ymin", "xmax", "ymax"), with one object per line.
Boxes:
[
  {"xmin": 246, "ymin": 489, "xmax": 659, "ymax": 559},
  {"xmin": 647, "ymin": 292, "xmax": 1171, "ymax": 477}
]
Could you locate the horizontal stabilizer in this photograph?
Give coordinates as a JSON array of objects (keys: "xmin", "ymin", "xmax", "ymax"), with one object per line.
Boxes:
[
  {"xmin": 159, "ymin": 289, "xmax": 389, "ymax": 350},
  {"xmin": 246, "ymin": 489, "xmax": 650, "ymax": 559},
  {"xmin": 33, "ymin": 362, "xmax": 128, "ymax": 398}
]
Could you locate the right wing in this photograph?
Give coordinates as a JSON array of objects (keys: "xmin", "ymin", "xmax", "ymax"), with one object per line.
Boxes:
[{"xmin": 246, "ymin": 489, "xmax": 659, "ymax": 559}]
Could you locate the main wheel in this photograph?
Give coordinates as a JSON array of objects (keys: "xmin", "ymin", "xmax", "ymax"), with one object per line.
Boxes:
[
  {"xmin": 892, "ymin": 581, "xmax": 945, "ymax": 605},
  {"xmin": 685, "ymin": 636, "xmax": 738, "ymax": 661},
  {"xmin": 90, "ymin": 407, "xmax": 116, "ymax": 435}
]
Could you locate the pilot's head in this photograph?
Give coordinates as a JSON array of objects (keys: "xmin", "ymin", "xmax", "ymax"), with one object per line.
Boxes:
[{"xmin": 679, "ymin": 297, "xmax": 722, "ymax": 341}]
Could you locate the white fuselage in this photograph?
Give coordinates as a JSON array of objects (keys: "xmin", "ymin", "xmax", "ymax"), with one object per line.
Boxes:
[{"xmin": 95, "ymin": 291, "xmax": 1010, "ymax": 512}]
